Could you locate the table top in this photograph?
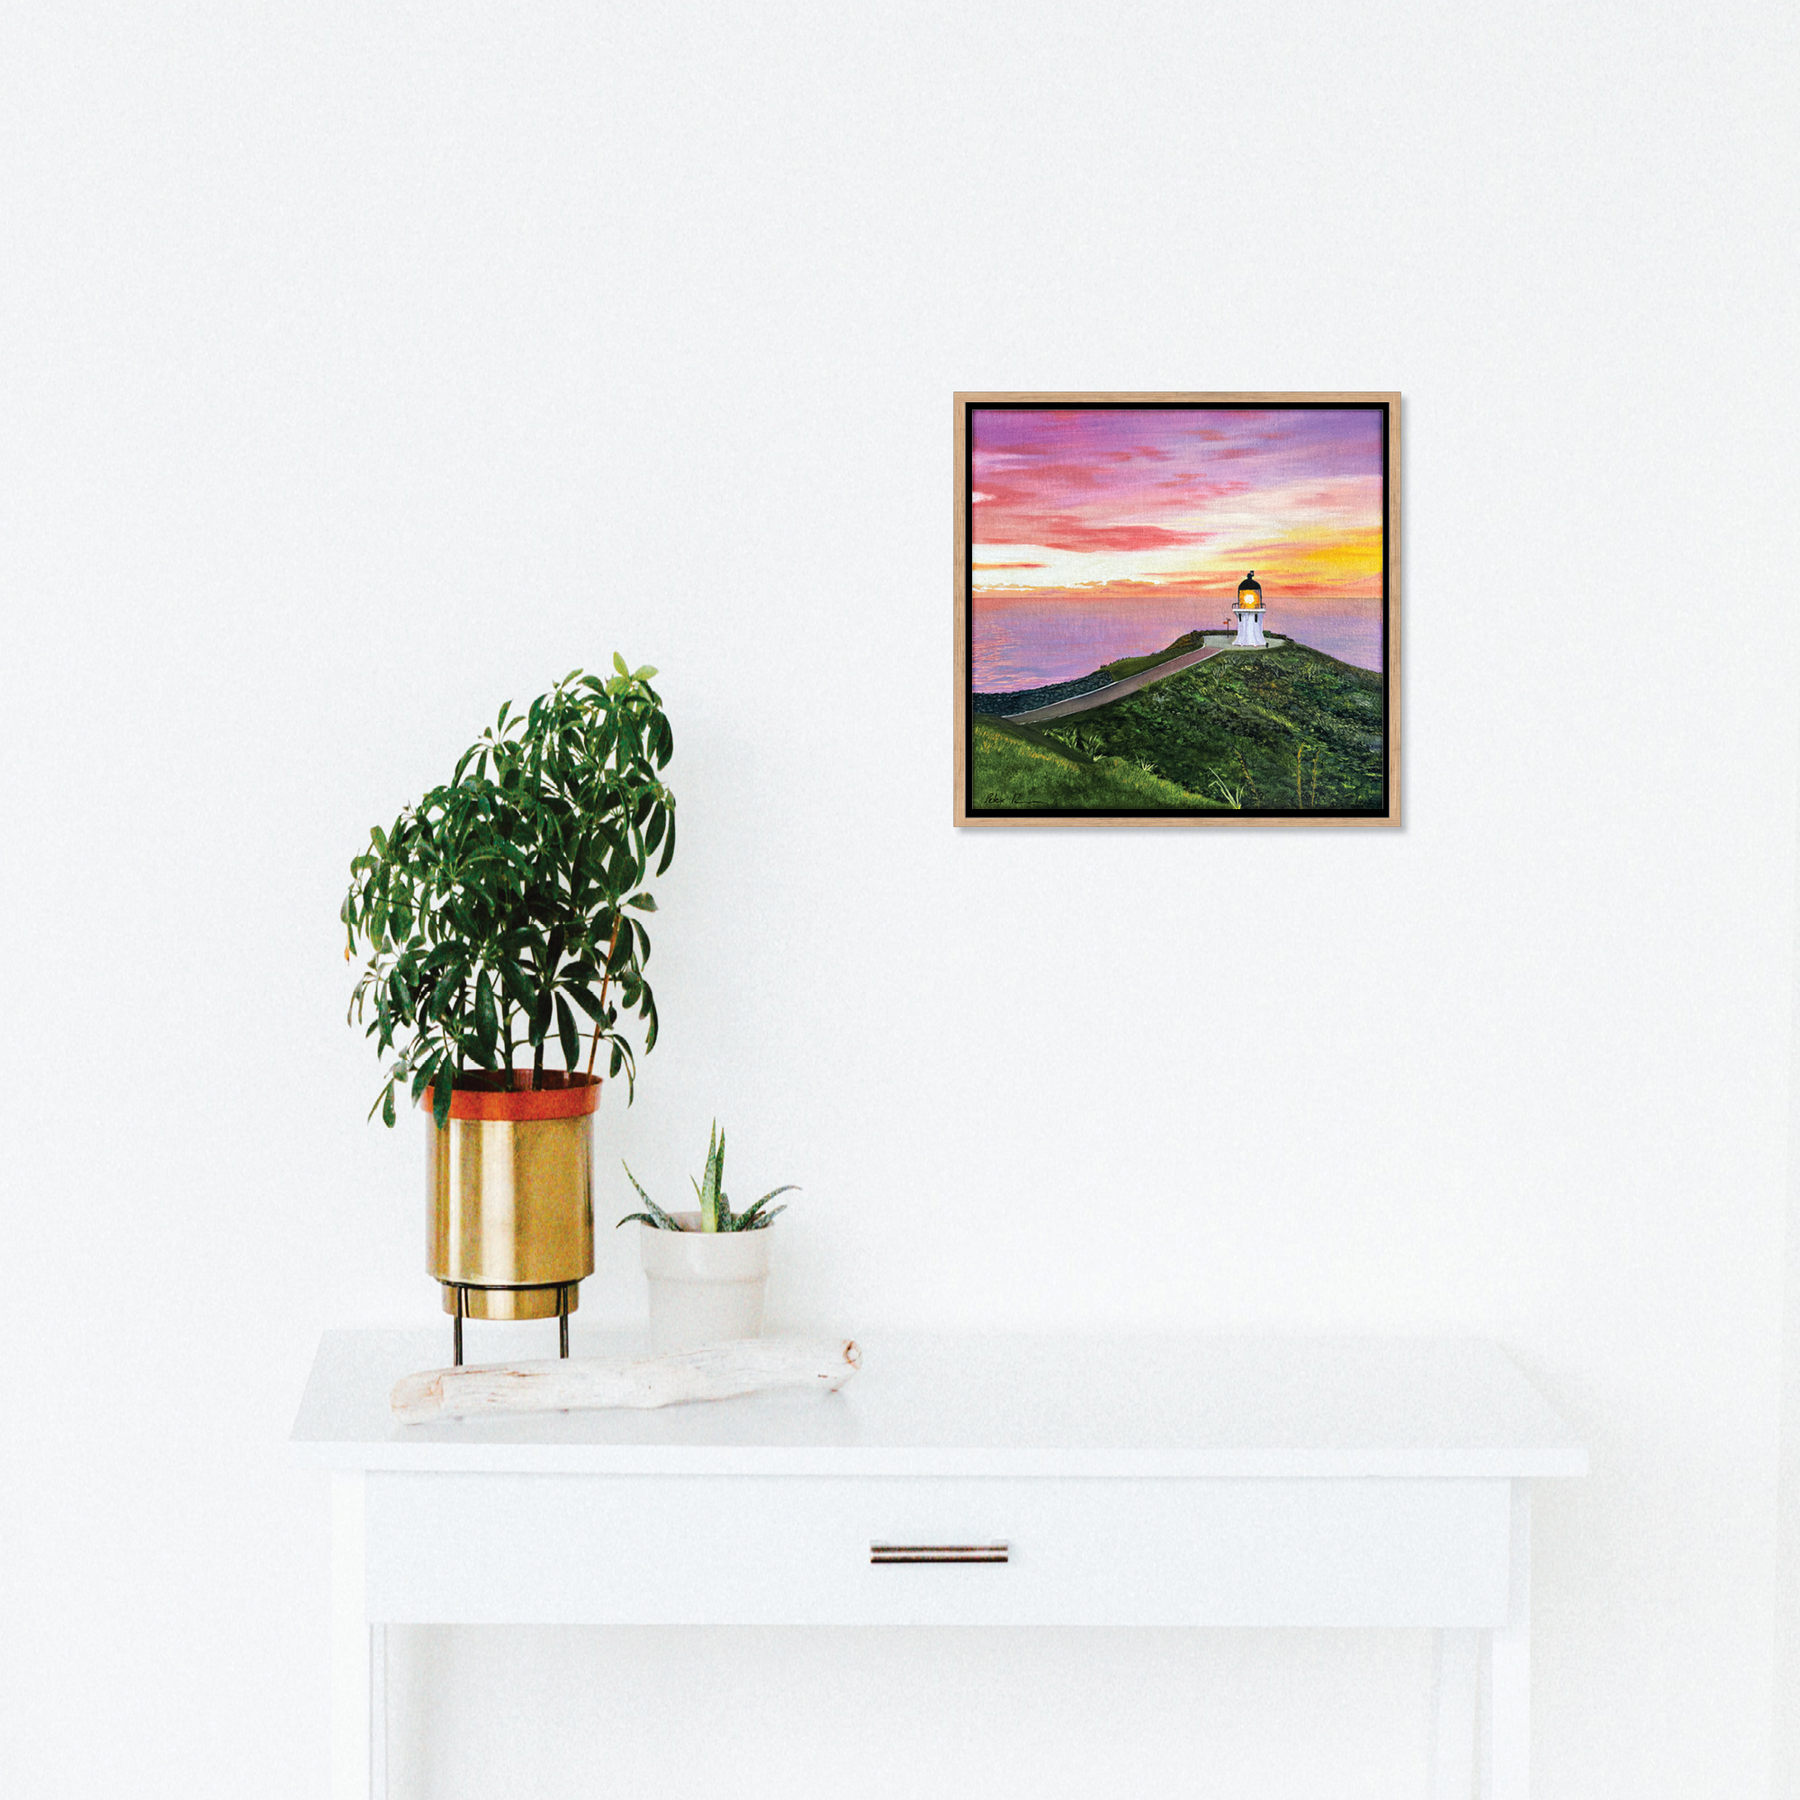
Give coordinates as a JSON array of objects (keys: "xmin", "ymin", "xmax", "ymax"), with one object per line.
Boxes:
[{"xmin": 290, "ymin": 1330, "xmax": 1587, "ymax": 1479}]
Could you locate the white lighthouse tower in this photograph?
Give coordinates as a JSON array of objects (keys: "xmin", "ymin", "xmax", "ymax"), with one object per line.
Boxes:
[{"xmin": 1231, "ymin": 571, "xmax": 1267, "ymax": 647}]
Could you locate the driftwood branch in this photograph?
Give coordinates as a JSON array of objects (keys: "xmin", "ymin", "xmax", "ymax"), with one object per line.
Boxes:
[{"xmin": 392, "ymin": 1336, "xmax": 861, "ymax": 1425}]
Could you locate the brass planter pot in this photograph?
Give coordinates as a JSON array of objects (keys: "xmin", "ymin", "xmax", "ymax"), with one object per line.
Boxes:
[{"xmin": 426, "ymin": 1072, "xmax": 600, "ymax": 1354}]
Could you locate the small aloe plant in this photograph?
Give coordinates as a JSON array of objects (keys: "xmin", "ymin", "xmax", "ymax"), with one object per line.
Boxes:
[{"xmin": 618, "ymin": 1121, "xmax": 795, "ymax": 1233}]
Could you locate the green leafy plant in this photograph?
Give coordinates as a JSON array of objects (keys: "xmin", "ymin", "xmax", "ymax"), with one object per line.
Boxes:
[
  {"xmin": 1293, "ymin": 741, "xmax": 1324, "ymax": 809},
  {"xmin": 618, "ymin": 1122, "xmax": 795, "ymax": 1233},
  {"xmin": 1041, "ymin": 723, "xmax": 1100, "ymax": 760},
  {"xmin": 1207, "ymin": 768, "xmax": 1246, "ymax": 809},
  {"xmin": 1233, "ymin": 748, "xmax": 1262, "ymax": 805},
  {"xmin": 343, "ymin": 659, "xmax": 675, "ymax": 1129}
]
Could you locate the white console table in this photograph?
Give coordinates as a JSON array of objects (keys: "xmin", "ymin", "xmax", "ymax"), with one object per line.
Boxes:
[{"xmin": 292, "ymin": 1331, "xmax": 1584, "ymax": 1799}]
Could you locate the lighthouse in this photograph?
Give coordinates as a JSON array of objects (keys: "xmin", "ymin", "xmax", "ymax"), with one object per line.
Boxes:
[{"xmin": 1231, "ymin": 571, "xmax": 1267, "ymax": 648}]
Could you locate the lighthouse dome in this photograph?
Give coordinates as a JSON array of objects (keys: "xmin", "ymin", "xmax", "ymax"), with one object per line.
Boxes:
[{"xmin": 1236, "ymin": 571, "xmax": 1263, "ymax": 610}]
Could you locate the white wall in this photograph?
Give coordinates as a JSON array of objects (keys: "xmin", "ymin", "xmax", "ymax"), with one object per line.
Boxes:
[{"xmin": 4, "ymin": 4, "xmax": 1796, "ymax": 1796}]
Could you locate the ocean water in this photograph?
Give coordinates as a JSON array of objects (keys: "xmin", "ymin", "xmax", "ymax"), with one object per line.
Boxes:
[{"xmin": 972, "ymin": 595, "xmax": 1384, "ymax": 691}]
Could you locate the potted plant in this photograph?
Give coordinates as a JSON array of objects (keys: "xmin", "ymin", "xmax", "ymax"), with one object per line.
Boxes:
[
  {"xmin": 619, "ymin": 1123, "xmax": 796, "ymax": 1352},
  {"xmin": 343, "ymin": 659, "xmax": 674, "ymax": 1359}
]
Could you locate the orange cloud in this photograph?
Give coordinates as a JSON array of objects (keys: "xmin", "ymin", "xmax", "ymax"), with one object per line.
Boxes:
[{"xmin": 972, "ymin": 520, "xmax": 1384, "ymax": 607}]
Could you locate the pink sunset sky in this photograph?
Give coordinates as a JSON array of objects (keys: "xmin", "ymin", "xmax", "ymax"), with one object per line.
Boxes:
[{"xmin": 970, "ymin": 406, "xmax": 1386, "ymax": 608}]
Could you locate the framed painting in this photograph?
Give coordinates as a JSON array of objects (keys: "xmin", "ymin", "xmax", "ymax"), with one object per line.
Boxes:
[{"xmin": 954, "ymin": 392, "xmax": 1400, "ymax": 826}]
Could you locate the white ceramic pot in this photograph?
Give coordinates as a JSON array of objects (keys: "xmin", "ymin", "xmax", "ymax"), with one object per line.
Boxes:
[{"xmin": 639, "ymin": 1212, "xmax": 774, "ymax": 1352}]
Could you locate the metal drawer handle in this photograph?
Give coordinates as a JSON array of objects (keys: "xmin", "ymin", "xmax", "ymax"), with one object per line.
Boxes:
[{"xmin": 870, "ymin": 1542, "xmax": 1009, "ymax": 1564}]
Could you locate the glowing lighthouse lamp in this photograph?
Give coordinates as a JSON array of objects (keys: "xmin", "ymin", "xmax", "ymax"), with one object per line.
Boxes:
[{"xmin": 1231, "ymin": 571, "xmax": 1267, "ymax": 648}]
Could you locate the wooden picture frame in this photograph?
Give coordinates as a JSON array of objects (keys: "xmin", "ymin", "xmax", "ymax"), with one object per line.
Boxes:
[{"xmin": 954, "ymin": 392, "xmax": 1401, "ymax": 826}]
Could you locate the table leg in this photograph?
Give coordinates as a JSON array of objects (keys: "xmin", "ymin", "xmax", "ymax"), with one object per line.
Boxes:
[
  {"xmin": 371, "ymin": 1624, "xmax": 388, "ymax": 1800},
  {"xmin": 1431, "ymin": 1630, "xmax": 1479, "ymax": 1798},
  {"xmin": 331, "ymin": 1472, "xmax": 378, "ymax": 1800},
  {"xmin": 1481, "ymin": 1482, "xmax": 1532, "ymax": 1800}
]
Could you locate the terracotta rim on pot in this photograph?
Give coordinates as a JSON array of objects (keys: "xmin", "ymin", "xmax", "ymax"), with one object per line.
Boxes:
[{"xmin": 424, "ymin": 1069, "xmax": 602, "ymax": 1122}]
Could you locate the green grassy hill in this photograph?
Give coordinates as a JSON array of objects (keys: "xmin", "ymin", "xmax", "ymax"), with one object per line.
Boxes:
[
  {"xmin": 970, "ymin": 642, "xmax": 1385, "ymax": 814},
  {"xmin": 971, "ymin": 717, "xmax": 1223, "ymax": 811},
  {"xmin": 1090, "ymin": 630, "xmax": 1210, "ymax": 683}
]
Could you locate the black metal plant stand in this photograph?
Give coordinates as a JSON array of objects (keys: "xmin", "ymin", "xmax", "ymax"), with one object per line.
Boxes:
[{"xmin": 449, "ymin": 1283, "xmax": 573, "ymax": 1368}]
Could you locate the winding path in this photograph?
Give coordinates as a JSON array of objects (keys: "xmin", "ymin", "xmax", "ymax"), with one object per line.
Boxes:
[{"xmin": 1002, "ymin": 642, "xmax": 1233, "ymax": 725}]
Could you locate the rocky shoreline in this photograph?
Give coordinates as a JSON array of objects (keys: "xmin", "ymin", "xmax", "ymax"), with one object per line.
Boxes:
[{"xmin": 971, "ymin": 670, "xmax": 1114, "ymax": 718}]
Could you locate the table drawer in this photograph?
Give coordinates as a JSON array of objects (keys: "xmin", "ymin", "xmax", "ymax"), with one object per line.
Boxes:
[{"xmin": 364, "ymin": 1473, "xmax": 1512, "ymax": 1628}]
